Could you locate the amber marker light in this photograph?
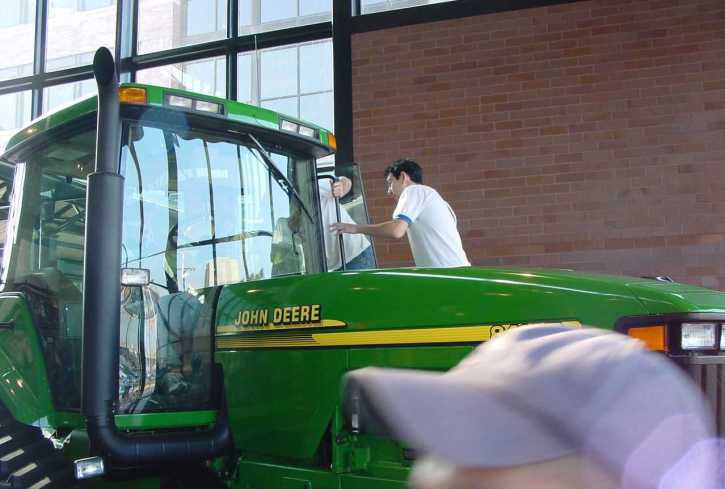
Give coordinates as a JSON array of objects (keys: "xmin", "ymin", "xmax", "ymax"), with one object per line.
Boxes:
[
  {"xmin": 628, "ymin": 325, "xmax": 667, "ymax": 352},
  {"xmin": 327, "ymin": 133, "xmax": 337, "ymax": 151},
  {"xmin": 119, "ymin": 87, "xmax": 147, "ymax": 104}
]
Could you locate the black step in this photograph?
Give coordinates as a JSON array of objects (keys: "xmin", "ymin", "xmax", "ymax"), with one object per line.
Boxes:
[
  {"xmin": 0, "ymin": 401, "xmax": 77, "ymax": 489},
  {"xmin": 0, "ymin": 426, "xmax": 43, "ymax": 450},
  {"xmin": 0, "ymin": 438, "xmax": 54, "ymax": 478},
  {"xmin": 8, "ymin": 454, "xmax": 68, "ymax": 489},
  {"xmin": 0, "ymin": 437, "xmax": 41, "ymax": 463},
  {"xmin": 15, "ymin": 464, "xmax": 75, "ymax": 489}
]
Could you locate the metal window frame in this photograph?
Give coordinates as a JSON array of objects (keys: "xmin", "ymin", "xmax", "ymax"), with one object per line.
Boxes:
[
  {"xmin": 333, "ymin": 0, "xmax": 353, "ymax": 163},
  {"xmin": 0, "ymin": 0, "xmax": 583, "ymax": 155},
  {"xmin": 351, "ymin": 0, "xmax": 584, "ymax": 33}
]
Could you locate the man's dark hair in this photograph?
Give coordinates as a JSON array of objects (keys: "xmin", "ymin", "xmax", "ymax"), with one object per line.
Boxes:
[{"xmin": 384, "ymin": 159, "xmax": 423, "ymax": 183}]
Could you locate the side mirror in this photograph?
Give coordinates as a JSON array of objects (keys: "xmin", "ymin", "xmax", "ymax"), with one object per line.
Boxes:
[{"xmin": 121, "ymin": 268, "xmax": 150, "ymax": 287}]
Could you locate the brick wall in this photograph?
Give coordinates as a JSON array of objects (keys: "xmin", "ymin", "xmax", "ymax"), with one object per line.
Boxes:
[{"xmin": 352, "ymin": 0, "xmax": 725, "ymax": 289}]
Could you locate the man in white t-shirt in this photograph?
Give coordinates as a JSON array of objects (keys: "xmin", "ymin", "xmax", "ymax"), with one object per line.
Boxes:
[
  {"xmin": 330, "ymin": 159, "xmax": 469, "ymax": 268},
  {"xmin": 319, "ymin": 177, "xmax": 375, "ymax": 270}
]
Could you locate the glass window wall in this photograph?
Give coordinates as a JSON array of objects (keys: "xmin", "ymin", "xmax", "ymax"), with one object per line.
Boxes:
[
  {"xmin": 239, "ymin": 39, "xmax": 334, "ymax": 131},
  {"xmin": 138, "ymin": 0, "xmax": 227, "ymax": 55},
  {"xmin": 137, "ymin": 57, "xmax": 226, "ymax": 98},
  {"xmin": 240, "ymin": 0, "xmax": 331, "ymax": 36},
  {"xmin": 0, "ymin": 1, "xmax": 35, "ymax": 82},
  {"xmin": 0, "ymin": 90, "xmax": 32, "ymax": 153},
  {"xmin": 46, "ymin": 0, "xmax": 116, "ymax": 71},
  {"xmin": 360, "ymin": 0, "xmax": 455, "ymax": 15},
  {"xmin": 0, "ymin": 2, "xmax": 336, "ymax": 144},
  {"xmin": 43, "ymin": 78, "xmax": 96, "ymax": 113}
]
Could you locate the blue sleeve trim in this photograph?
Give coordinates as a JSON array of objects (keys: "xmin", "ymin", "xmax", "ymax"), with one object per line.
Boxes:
[{"xmin": 395, "ymin": 214, "xmax": 413, "ymax": 224}]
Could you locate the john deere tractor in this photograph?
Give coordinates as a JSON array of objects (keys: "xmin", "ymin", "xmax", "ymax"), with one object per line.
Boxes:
[{"xmin": 0, "ymin": 48, "xmax": 720, "ymax": 488}]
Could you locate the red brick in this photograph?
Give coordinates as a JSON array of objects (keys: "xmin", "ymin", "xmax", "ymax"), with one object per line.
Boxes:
[
  {"xmin": 352, "ymin": 0, "xmax": 725, "ymax": 288},
  {"xmin": 496, "ymin": 120, "xmax": 524, "ymax": 130}
]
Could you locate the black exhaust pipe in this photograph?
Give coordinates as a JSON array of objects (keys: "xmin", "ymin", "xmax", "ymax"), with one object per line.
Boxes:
[{"xmin": 81, "ymin": 47, "xmax": 232, "ymax": 465}]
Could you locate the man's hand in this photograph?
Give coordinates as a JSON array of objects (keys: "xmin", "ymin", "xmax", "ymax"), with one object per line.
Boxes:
[
  {"xmin": 331, "ymin": 176, "xmax": 352, "ymax": 198},
  {"xmin": 330, "ymin": 222, "xmax": 358, "ymax": 235},
  {"xmin": 330, "ymin": 220, "xmax": 407, "ymax": 239}
]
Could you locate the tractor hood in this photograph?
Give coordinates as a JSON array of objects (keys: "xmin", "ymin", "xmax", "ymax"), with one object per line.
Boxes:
[
  {"xmin": 623, "ymin": 279, "xmax": 725, "ymax": 314},
  {"xmin": 215, "ymin": 266, "xmax": 725, "ymax": 342},
  {"xmin": 405, "ymin": 266, "xmax": 725, "ymax": 316}
]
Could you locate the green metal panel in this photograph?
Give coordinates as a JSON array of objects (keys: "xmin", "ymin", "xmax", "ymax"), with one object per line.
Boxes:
[
  {"xmin": 340, "ymin": 474, "xmax": 406, "ymax": 489},
  {"xmin": 214, "ymin": 268, "xmax": 654, "ymax": 341},
  {"xmin": 227, "ymin": 459, "xmax": 408, "ymax": 489},
  {"xmin": 48, "ymin": 410, "xmax": 217, "ymax": 432},
  {"xmin": 214, "ymin": 266, "xmax": 725, "ymax": 486},
  {"xmin": 0, "ymin": 293, "xmax": 55, "ymax": 426},
  {"xmin": 218, "ymin": 347, "xmax": 346, "ymax": 462},
  {"xmin": 625, "ymin": 281, "xmax": 725, "ymax": 313},
  {"xmin": 5, "ymin": 96, "xmax": 98, "ymax": 152},
  {"xmin": 348, "ymin": 346, "xmax": 473, "ymax": 370},
  {"xmin": 4, "ymin": 84, "xmax": 335, "ymax": 156},
  {"xmin": 52, "ymin": 411, "xmax": 84, "ymax": 429},
  {"xmin": 216, "ymin": 267, "xmax": 632, "ymax": 473},
  {"xmin": 231, "ymin": 460, "xmax": 340, "ymax": 489},
  {"xmin": 114, "ymin": 410, "xmax": 217, "ymax": 430},
  {"xmin": 137, "ymin": 84, "xmax": 279, "ymax": 131}
]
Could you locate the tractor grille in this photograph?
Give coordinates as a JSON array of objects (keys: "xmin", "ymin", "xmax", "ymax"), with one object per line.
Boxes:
[{"xmin": 682, "ymin": 357, "xmax": 725, "ymax": 435}]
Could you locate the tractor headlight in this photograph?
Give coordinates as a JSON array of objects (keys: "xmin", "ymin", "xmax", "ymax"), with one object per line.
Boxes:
[
  {"xmin": 164, "ymin": 94, "xmax": 223, "ymax": 114},
  {"xmin": 681, "ymin": 322, "xmax": 717, "ymax": 350},
  {"xmin": 279, "ymin": 118, "xmax": 318, "ymax": 139},
  {"xmin": 166, "ymin": 94, "xmax": 193, "ymax": 109},
  {"xmin": 74, "ymin": 456, "xmax": 104, "ymax": 480}
]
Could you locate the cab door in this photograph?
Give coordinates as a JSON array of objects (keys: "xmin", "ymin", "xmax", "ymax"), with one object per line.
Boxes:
[{"xmin": 317, "ymin": 161, "xmax": 378, "ymax": 271}]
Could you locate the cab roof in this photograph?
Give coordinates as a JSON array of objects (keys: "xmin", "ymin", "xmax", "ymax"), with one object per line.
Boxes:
[{"xmin": 4, "ymin": 83, "xmax": 336, "ymax": 157}]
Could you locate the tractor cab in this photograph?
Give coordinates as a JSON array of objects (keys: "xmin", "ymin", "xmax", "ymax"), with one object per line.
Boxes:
[{"xmin": 0, "ymin": 50, "xmax": 365, "ymax": 477}]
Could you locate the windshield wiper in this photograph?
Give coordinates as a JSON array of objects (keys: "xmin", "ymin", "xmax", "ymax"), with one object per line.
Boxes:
[
  {"xmin": 122, "ymin": 230, "xmax": 273, "ymax": 264},
  {"xmin": 247, "ymin": 134, "xmax": 313, "ymax": 222}
]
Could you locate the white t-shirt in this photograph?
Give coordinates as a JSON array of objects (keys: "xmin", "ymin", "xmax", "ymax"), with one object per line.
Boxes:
[
  {"xmin": 392, "ymin": 184, "xmax": 470, "ymax": 268},
  {"xmin": 319, "ymin": 180, "xmax": 371, "ymax": 270}
]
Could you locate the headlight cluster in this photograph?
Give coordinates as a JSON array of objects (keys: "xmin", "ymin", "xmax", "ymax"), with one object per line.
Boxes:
[
  {"xmin": 279, "ymin": 118, "xmax": 318, "ymax": 139},
  {"xmin": 681, "ymin": 322, "xmax": 722, "ymax": 350},
  {"xmin": 624, "ymin": 319, "xmax": 725, "ymax": 354},
  {"xmin": 164, "ymin": 93, "xmax": 224, "ymax": 115}
]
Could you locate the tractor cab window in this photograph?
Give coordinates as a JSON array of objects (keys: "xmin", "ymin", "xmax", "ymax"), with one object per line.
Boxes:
[
  {"xmin": 121, "ymin": 124, "xmax": 322, "ymax": 290},
  {"xmin": 0, "ymin": 170, "xmax": 10, "ymax": 259},
  {"xmin": 0, "ymin": 127, "xmax": 94, "ymax": 410},
  {"xmin": 0, "ymin": 120, "xmax": 324, "ymax": 414},
  {"xmin": 116, "ymin": 122, "xmax": 322, "ymax": 413}
]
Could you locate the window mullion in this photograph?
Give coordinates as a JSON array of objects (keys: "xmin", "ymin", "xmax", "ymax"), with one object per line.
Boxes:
[
  {"xmin": 253, "ymin": 48, "xmax": 260, "ymax": 107},
  {"xmin": 296, "ymin": 45, "xmax": 301, "ymax": 118},
  {"xmin": 31, "ymin": 0, "xmax": 48, "ymax": 118},
  {"xmin": 117, "ymin": 0, "xmax": 136, "ymax": 80},
  {"xmin": 227, "ymin": 0, "xmax": 238, "ymax": 100}
]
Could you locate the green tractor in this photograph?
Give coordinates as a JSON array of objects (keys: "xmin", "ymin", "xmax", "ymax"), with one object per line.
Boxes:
[{"xmin": 0, "ymin": 47, "xmax": 721, "ymax": 488}]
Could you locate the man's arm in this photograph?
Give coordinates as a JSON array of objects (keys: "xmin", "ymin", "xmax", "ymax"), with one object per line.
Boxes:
[{"xmin": 330, "ymin": 219, "xmax": 408, "ymax": 239}]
